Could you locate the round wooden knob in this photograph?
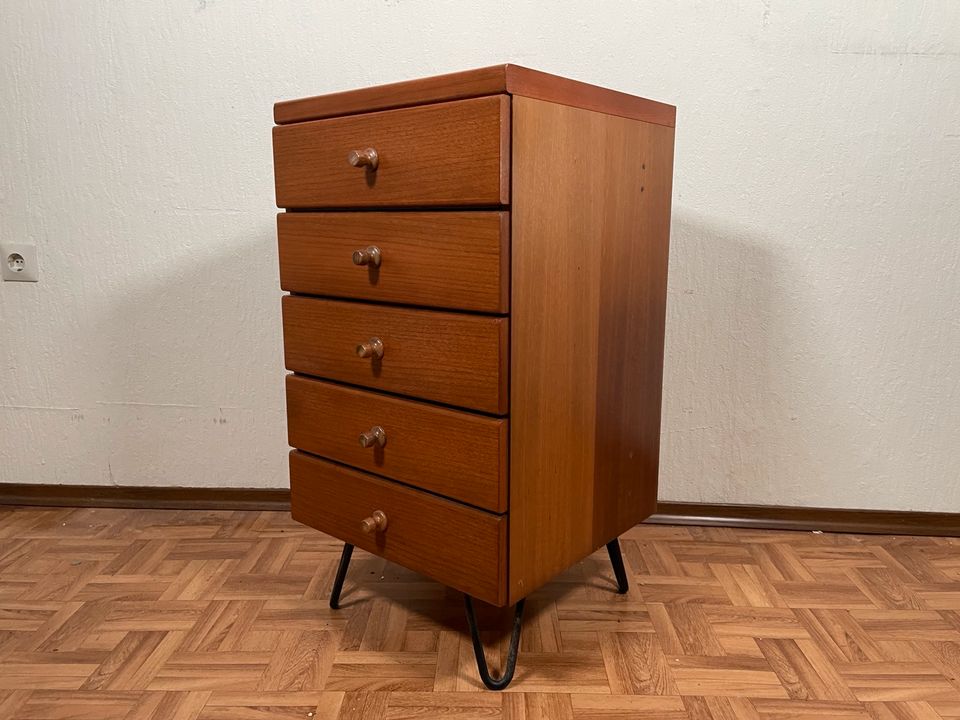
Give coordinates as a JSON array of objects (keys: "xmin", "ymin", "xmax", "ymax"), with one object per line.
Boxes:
[
  {"xmin": 361, "ymin": 510, "xmax": 388, "ymax": 533},
  {"xmin": 359, "ymin": 426, "xmax": 387, "ymax": 448},
  {"xmin": 352, "ymin": 246, "xmax": 381, "ymax": 267},
  {"xmin": 347, "ymin": 147, "xmax": 379, "ymax": 170},
  {"xmin": 356, "ymin": 337, "xmax": 384, "ymax": 359}
]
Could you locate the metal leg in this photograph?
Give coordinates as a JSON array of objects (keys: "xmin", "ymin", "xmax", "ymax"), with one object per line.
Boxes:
[
  {"xmin": 606, "ymin": 538, "xmax": 629, "ymax": 594},
  {"xmin": 329, "ymin": 543, "xmax": 354, "ymax": 609},
  {"xmin": 330, "ymin": 538, "xmax": 622, "ymax": 688},
  {"xmin": 464, "ymin": 595, "xmax": 526, "ymax": 691}
]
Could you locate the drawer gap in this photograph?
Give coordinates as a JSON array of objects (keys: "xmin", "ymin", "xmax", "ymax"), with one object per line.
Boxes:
[
  {"xmin": 284, "ymin": 292, "xmax": 509, "ymax": 318},
  {"xmin": 286, "ymin": 373, "xmax": 509, "ymax": 419},
  {"xmin": 282, "ymin": 204, "xmax": 510, "ymax": 213}
]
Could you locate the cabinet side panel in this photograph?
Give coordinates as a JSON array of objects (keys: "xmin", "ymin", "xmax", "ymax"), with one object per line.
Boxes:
[
  {"xmin": 509, "ymin": 97, "xmax": 675, "ymax": 603},
  {"xmin": 592, "ymin": 112, "xmax": 675, "ymax": 546}
]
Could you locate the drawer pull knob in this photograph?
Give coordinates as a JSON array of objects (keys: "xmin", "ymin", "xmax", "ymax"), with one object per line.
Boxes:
[
  {"xmin": 347, "ymin": 147, "xmax": 379, "ymax": 171},
  {"xmin": 352, "ymin": 246, "xmax": 382, "ymax": 267},
  {"xmin": 361, "ymin": 509, "xmax": 388, "ymax": 534},
  {"xmin": 358, "ymin": 425, "xmax": 387, "ymax": 448},
  {"xmin": 356, "ymin": 337, "xmax": 384, "ymax": 360}
]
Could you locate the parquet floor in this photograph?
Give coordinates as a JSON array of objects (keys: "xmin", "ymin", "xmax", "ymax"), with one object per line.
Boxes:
[{"xmin": 0, "ymin": 508, "xmax": 959, "ymax": 720}]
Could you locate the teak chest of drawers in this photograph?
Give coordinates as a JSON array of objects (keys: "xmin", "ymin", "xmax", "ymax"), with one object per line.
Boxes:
[{"xmin": 273, "ymin": 64, "xmax": 675, "ymax": 689}]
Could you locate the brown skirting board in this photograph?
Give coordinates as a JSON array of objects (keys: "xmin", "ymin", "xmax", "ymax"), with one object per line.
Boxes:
[
  {"xmin": 0, "ymin": 484, "xmax": 956, "ymax": 536},
  {"xmin": 0, "ymin": 484, "xmax": 291, "ymax": 512},
  {"xmin": 651, "ymin": 501, "xmax": 960, "ymax": 537}
]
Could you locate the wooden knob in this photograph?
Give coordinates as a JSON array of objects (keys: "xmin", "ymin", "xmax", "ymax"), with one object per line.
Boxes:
[
  {"xmin": 352, "ymin": 246, "xmax": 381, "ymax": 267},
  {"xmin": 347, "ymin": 147, "xmax": 379, "ymax": 170},
  {"xmin": 359, "ymin": 426, "xmax": 387, "ymax": 448},
  {"xmin": 356, "ymin": 337, "xmax": 384, "ymax": 359},
  {"xmin": 361, "ymin": 509, "xmax": 388, "ymax": 533}
]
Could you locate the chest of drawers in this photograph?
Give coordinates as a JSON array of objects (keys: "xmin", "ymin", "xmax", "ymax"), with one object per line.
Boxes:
[{"xmin": 273, "ymin": 64, "xmax": 675, "ymax": 689}]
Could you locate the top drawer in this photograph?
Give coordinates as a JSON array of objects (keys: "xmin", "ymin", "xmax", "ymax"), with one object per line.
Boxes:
[{"xmin": 273, "ymin": 95, "xmax": 510, "ymax": 208}]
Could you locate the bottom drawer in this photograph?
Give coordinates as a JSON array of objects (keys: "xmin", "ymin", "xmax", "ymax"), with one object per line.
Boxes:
[{"xmin": 289, "ymin": 451, "xmax": 506, "ymax": 605}]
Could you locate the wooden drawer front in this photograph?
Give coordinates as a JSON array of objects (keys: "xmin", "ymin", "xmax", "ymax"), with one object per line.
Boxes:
[
  {"xmin": 286, "ymin": 376, "xmax": 507, "ymax": 512},
  {"xmin": 273, "ymin": 95, "xmax": 510, "ymax": 208},
  {"xmin": 290, "ymin": 451, "xmax": 506, "ymax": 605},
  {"xmin": 278, "ymin": 211, "xmax": 509, "ymax": 313},
  {"xmin": 282, "ymin": 296, "xmax": 508, "ymax": 414}
]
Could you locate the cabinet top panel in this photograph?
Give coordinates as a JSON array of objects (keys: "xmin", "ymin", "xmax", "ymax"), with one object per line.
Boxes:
[{"xmin": 274, "ymin": 64, "xmax": 676, "ymax": 128}]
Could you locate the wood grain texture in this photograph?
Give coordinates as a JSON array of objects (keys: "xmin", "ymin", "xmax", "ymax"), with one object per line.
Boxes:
[
  {"xmin": 504, "ymin": 64, "xmax": 676, "ymax": 128},
  {"xmin": 273, "ymin": 64, "xmax": 676, "ymax": 128},
  {"xmin": 289, "ymin": 451, "xmax": 506, "ymax": 605},
  {"xmin": 285, "ymin": 375, "xmax": 507, "ymax": 512},
  {"xmin": 273, "ymin": 95, "xmax": 509, "ymax": 208},
  {"xmin": 508, "ymin": 97, "xmax": 675, "ymax": 603},
  {"xmin": 282, "ymin": 295, "xmax": 508, "ymax": 414},
  {"xmin": 277, "ymin": 211, "xmax": 509, "ymax": 313},
  {"xmin": 2, "ymin": 508, "xmax": 959, "ymax": 716},
  {"xmin": 274, "ymin": 65, "xmax": 508, "ymax": 124}
]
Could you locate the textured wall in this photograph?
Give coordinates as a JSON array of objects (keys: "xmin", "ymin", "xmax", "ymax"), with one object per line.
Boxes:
[{"xmin": 1, "ymin": 1, "xmax": 958, "ymax": 510}]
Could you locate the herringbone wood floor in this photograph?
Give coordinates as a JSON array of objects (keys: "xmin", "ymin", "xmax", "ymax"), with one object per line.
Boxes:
[{"xmin": 1, "ymin": 507, "xmax": 959, "ymax": 719}]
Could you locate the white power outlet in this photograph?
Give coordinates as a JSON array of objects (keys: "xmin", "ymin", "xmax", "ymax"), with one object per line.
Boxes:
[{"xmin": 1, "ymin": 243, "xmax": 39, "ymax": 282}]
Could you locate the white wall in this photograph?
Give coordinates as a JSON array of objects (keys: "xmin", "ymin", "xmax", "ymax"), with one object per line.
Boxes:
[{"xmin": 1, "ymin": 1, "xmax": 958, "ymax": 511}]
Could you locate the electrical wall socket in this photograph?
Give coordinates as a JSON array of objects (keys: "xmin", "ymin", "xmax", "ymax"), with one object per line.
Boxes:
[{"xmin": 1, "ymin": 243, "xmax": 39, "ymax": 282}]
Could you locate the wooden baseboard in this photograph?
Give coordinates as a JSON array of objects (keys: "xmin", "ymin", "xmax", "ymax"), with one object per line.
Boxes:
[
  {"xmin": 0, "ymin": 484, "xmax": 291, "ymax": 512},
  {"xmin": 0, "ymin": 484, "xmax": 956, "ymax": 536},
  {"xmin": 650, "ymin": 501, "xmax": 960, "ymax": 537}
]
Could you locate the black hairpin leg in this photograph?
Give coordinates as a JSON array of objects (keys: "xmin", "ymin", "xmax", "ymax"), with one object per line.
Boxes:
[
  {"xmin": 606, "ymin": 538, "xmax": 629, "ymax": 594},
  {"xmin": 464, "ymin": 595, "xmax": 526, "ymax": 691},
  {"xmin": 329, "ymin": 543, "xmax": 354, "ymax": 609}
]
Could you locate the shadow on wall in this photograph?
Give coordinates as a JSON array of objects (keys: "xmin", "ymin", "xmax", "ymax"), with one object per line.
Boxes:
[
  {"xmin": 94, "ymin": 219, "xmax": 288, "ymax": 489},
  {"xmin": 660, "ymin": 209, "xmax": 814, "ymax": 506},
  {"xmin": 87, "ymin": 208, "xmax": 808, "ymax": 495}
]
